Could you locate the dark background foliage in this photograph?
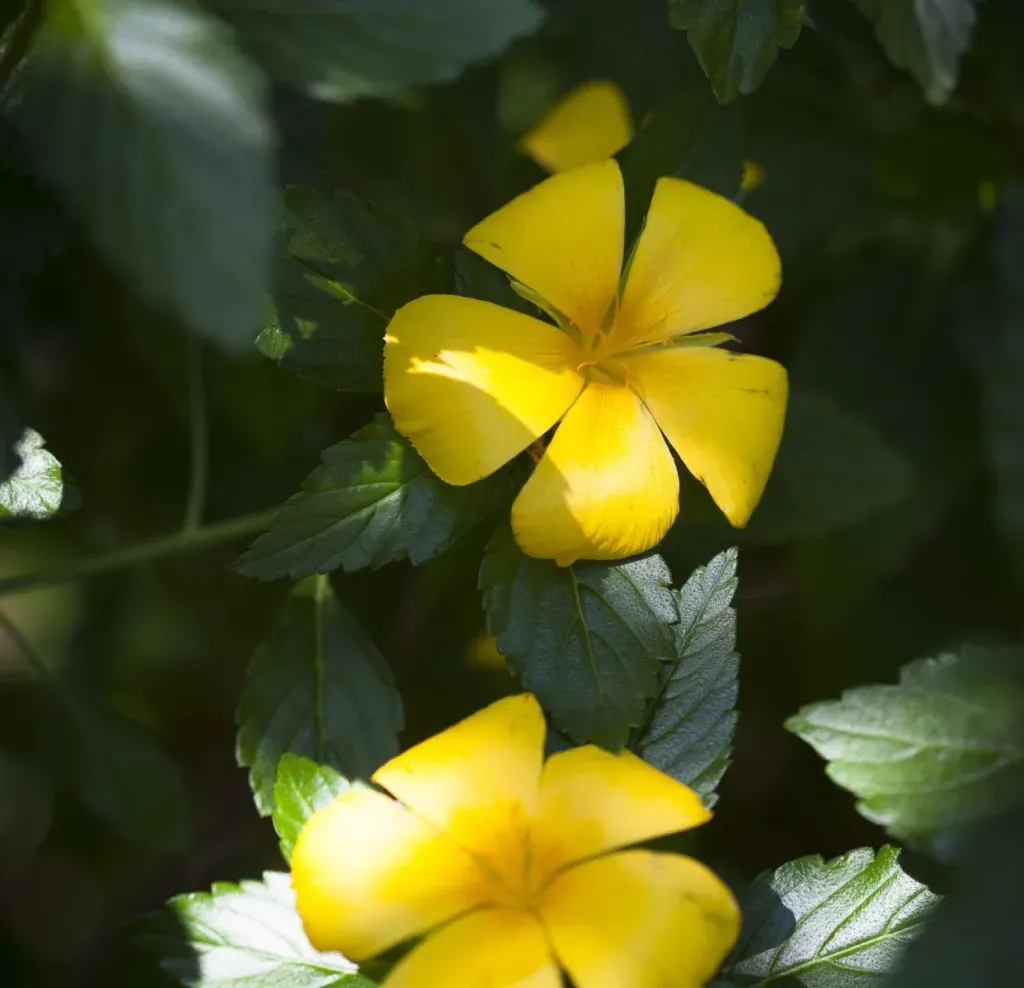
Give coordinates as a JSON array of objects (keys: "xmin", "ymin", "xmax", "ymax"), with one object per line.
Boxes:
[{"xmin": 1, "ymin": 0, "xmax": 1023, "ymax": 985}]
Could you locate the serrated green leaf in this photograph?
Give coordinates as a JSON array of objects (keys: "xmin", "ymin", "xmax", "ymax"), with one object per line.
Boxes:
[
  {"xmin": 259, "ymin": 188, "xmax": 448, "ymax": 392},
  {"xmin": 272, "ymin": 754, "xmax": 348, "ymax": 864},
  {"xmin": 143, "ymin": 871, "xmax": 373, "ymax": 987},
  {"xmin": 237, "ymin": 576, "xmax": 403, "ymax": 815},
  {"xmin": 0, "ymin": 428, "xmax": 63, "ymax": 520},
  {"xmin": 479, "ymin": 527, "xmax": 677, "ymax": 749},
  {"xmin": 210, "ymin": 0, "xmax": 544, "ymax": 103},
  {"xmin": 786, "ymin": 646, "xmax": 1024, "ymax": 853},
  {"xmin": 66, "ymin": 699, "xmax": 189, "ymax": 852},
  {"xmin": 633, "ymin": 548, "xmax": 738, "ymax": 807},
  {"xmin": 20, "ymin": 0, "xmax": 273, "ymax": 350},
  {"xmin": 670, "ymin": 0, "xmax": 805, "ymax": 103},
  {"xmin": 851, "ymin": 0, "xmax": 978, "ymax": 105},
  {"xmin": 235, "ymin": 415, "xmax": 492, "ymax": 580},
  {"xmin": 889, "ymin": 803, "xmax": 1024, "ymax": 988},
  {"xmin": 725, "ymin": 846, "xmax": 938, "ymax": 986},
  {"xmin": 745, "ymin": 392, "xmax": 913, "ymax": 543}
]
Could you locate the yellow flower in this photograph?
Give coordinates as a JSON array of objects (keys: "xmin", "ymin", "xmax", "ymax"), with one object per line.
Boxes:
[
  {"xmin": 520, "ymin": 80, "xmax": 633, "ymax": 173},
  {"xmin": 292, "ymin": 694, "xmax": 739, "ymax": 988},
  {"xmin": 384, "ymin": 160, "xmax": 788, "ymax": 565}
]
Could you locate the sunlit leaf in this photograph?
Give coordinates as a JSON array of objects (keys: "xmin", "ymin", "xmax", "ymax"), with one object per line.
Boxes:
[
  {"xmin": 0, "ymin": 428, "xmax": 63, "ymax": 521},
  {"xmin": 272, "ymin": 754, "xmax": 348, "ymax": 864}
]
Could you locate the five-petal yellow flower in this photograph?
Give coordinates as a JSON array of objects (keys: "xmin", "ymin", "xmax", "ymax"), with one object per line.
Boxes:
[
  {"xmin": 292, "ymin": 694, "xmax": 739, "ymax": 988},
  {"xmin": 384, "ymin": 159, "xmax": 788, "ymax": 565}
]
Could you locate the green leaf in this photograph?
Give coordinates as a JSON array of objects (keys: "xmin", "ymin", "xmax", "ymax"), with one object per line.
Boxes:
[
  {"xmin": 272, "ymin": 754, "xmax": 348, "ymax": 864},
  {"xmin": 479, "ymin": 527, "xmax": 677, "ymax": 749},
  {"xmin": 144, "ymin": 871, "xmax": 373, "ymax": 987},
  {"xmin": 786, "ymin": 646, "xmax": 1024, "ymax": 853},
  {"xmin": 211, "ymin": 0, "xmax": 544, "ymax": 103},
  {"xmin": 851, "ymin": 0, "xmax": 978, "ymax": 105},
  {"xmin": 236, "ymin": 576, "xmax": 403, "ymax": 815},
  {"xmin": 670, "ymin": 0, "xmax": 805, "ymax": 103},
  {"xmin": 0, "ymin": 428, "xmax": 62, "ymax": 520},
  {"xmin": 889, "ymin": 803, "xmax": 1024, "ymax": 988},
  {"xmin": 259, "ymin": 188, "xmax": 449, "ymax": 392},
  {"xmin": 235, "ymin": 415, "xmax": 492, "ymax": 580},
  {"xmin": 21, "ymin": 0, "xmax": 273, "ymax": 350},
  {"xmin": 724, "ymin": 846, "xmax": 938, "ymax": 987},
  {"xmin": 745, "ymin": 392, "xmax": 913, "ymax": 543},
  {"xmin": 66, "ymin": 699, "xmax": 189, "ymax": 852},
  {"xmin": 633, "ymin": 548, "xmax": 739, "ymax": 807}
]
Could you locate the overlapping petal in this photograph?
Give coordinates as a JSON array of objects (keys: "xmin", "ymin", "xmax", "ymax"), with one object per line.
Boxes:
[
  {"xmin": 290, "ymin": 787, "xmax": 485, "ymax": 959},
  {"xmin": 511, "ymin": 381, "xmax": 679, "ymax": 566},
  {"xmin": 530, "ymin": 746, "xmax": 710, "ymax": 877},
  {"xmin": 521, "ymin": 80, "xmax": 633, "ymax": 174},
  {"xmin": 384, "ymin": 295, "xmax": 583, "ymax": 485},
  {"xmin": 383, "ymin": 908, "xmax": 560, "ymax": 988},
  {"xmin": 539, "ymin": 850, "xmax": 740, "ymax": 988},
  {"xmin": 623, "ymin": 346, "xmax": 788, "ymax": 528},
  {"xmin": 463, "ymin": 161, "xmax": 624, "ymax": 336},
  {"xmin": 615, "ymin": 177, "xmax": 781, "ymax": 348},
  {"xmin": 373, "ymin": 695, "xmax": 544, "ymax": 889}
]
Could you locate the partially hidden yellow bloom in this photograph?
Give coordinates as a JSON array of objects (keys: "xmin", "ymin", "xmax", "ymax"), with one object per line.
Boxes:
[
  {"xmin": 521, "ymin": 80, "xmax": 633, "ymax": 173},
  {"xmin": 384, "ymin": 159, "xmax": 788, "ymax": 566},
  {"xmin": 292, "ymin": 694, "xmax": 739, "ymax": 988}
]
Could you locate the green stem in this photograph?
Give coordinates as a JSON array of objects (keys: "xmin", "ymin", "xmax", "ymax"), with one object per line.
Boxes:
[
  {"xmin": 0, "ymin": 509, "xmax": 275, "ymax": 598},
  {"xmin": 0, "ymin": 605, "xmax": 56, "ymax": 683},
  {"xmin": 181, "ymin": 336, "xmax": 208, "ymax": 532}
]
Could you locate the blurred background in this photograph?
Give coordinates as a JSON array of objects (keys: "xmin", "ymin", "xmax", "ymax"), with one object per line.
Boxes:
[{"xmin": 2, "ymin": 0, "xmax": 1024, "ymax": 984}]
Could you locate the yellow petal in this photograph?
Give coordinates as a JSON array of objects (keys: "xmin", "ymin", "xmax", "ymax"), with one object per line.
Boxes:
[
  {"xmin": 521, "ymin": 80, "xmax": 633, "ymax": 174},
  {"xmin": 384, "ymin": 908, "xmax": 560, "ymax": 988},
  {"xmin": 511, "ymin": 381, "xmax": 679, "ymax": 566},
  {"xmin": 291, "ymin": 787, "xmax": 485, "ymax": 959},
  {"xmin": 373, "ymin": 695, "xmax": 544, "ymax": 891},
  {"xmin": 623, "ymin": 346, "xmax": 788, "ymax": 527},
  {"xmin": 615, "ymin": 177, "xmax": 781, "ymax": 347},
  {"xmin": 539, "ymin": 850, "xmax": 740, "ymax": 988},
  {"xmin": 384, "ymin": 295, "xmax": 584, "ymax": 485},
  {"xmin": 463, "ymin": 161, "xmax": 624, "ymax": 337},
  {"xmin": 530, "ymin": 746, "xmax": 710, "ymax": 878}
]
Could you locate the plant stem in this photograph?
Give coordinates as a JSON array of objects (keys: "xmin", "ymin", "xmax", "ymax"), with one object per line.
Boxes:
[
  {"xmin": 181, "ymin": 336, "xmax": 208, "ymax": 533},
  {"xmin": 0, "ymin": 509, "xmax": 275, "ymax": 598}
]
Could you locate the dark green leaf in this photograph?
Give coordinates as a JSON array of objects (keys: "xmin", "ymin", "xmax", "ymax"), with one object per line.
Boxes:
[
  {"xmin": 259, "ymin": 188, "xmax": 449, "ymax": 392},
  {"xmin": 272, "ymin": 754, "xmax": 348, "ymax": 864},
  {"xmin": 890, "ymin": 803, "xmax": 1024, "ymax": 988},
  {"xmin": 617, "ymin": 88, "xmax": 744, "ymax": 241},
  {"xmin": 145, "ymin": 871, "xmax": 373, "ymax": 987},
  {"xmin": 211, "ymin": 0, "xmax": 544, "ymax": 103},
  {"xmin": 237, "ymin": 576, "xmax": 403, "ymax": 815},
  {"xmin": 670, "ymin": 0, "xmax": 805, "ymax": 103},
  {"xmin": 725, "ymin": 846, "xmax": 938, "ymax": 987},
  {"xmin": 479, "ymin": 527, "xmax": 677, "ymax": 749},
  {"xmin": 66, "ymin": 700, "xmax": 189, "ymax": 852},
  {"xmin": 0, "ymin": 428, "xmax": 62, "ymax": 520},
  {"xmin": 745, "ymin": 392, "xmax": 913, "ymax": 543},
  {"xmin": 786, "ymin": 646, "xmax": 1024, "ymax": 854},
  {"xmin": 235, "ymin": 415, "xmax": 492, "ymax": 580},
  {"xmin": 21, "ymin": 0, "xmax": 273, "ymax": 349},
  {"xmin": 851, "ymin": 0, "xmax": 978, "ymax": 105},
  {"xmin": 634, "ymin": 548, "xmax": 738, "ymax": 807}
]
